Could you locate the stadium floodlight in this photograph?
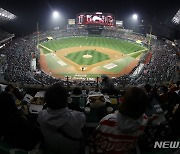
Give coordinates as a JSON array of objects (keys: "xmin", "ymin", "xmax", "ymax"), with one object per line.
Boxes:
[
  {"xmin": 52, "ymin": 11, "xmax": 59, "ymax": 18},
  {"xmin": 132, "ymin": 14, "xmax": 138, "ymax": 20}
]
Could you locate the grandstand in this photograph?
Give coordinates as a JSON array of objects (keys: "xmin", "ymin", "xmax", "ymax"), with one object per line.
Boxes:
[
  {"xmin": 0, "ymin": 29, "xmax": 14, "ymax": 44},
  {"xmin": 0, "ymin": 3, "xmax": 180, "ymax": 154}
]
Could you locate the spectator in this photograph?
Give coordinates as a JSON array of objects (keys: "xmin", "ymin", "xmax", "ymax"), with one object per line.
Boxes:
[
  {"xmin": 170, "ymin": 81, "xmax": 180, "ymax": 93},
  {"xmin": 100, "ymin": 74, "xmax": 115, "ymax": 94},
  {"xmin": 71, "ymin": 86, "xmax": 82, "ymax": 96},
  {"xmin": 159, "ymin": 85, "xmax": 169, "ymax": 105},
  {"xmin": 88, "ymin": 86, "xmax": 102, "ymax": 95},
  {"xmin": 139, "ymin": 103, "xmax": 180, "ymax": 151},
  {"xmin": 68, "ymin": 87, "xmax": 83, "ymax": 111},
  {"xmin": 38, "ymin": 84, "xmax": 86, "ymax": 154},
  {"xmin": 0, "ymin": 91, "xmax": 41, "ymax": 151},
  {"xmin": 4, "ymin": 84, "xmax": 14, "ymax": 94},
  {"xmin": 89, "ymin": 87, "xmax": 148, "ymax": 154}
]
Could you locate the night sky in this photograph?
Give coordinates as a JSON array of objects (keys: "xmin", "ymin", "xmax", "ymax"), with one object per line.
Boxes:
[{"xmin": 0, "ymin": 0, "xmax": 179, "ymax": 35}]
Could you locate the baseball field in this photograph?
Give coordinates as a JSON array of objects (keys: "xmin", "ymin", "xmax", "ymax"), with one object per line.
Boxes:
[{"xmin": 38, "ymin": 36, "xmax": 148, "ymax": 79}]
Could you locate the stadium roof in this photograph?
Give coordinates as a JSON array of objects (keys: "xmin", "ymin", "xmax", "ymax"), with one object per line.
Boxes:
[
  {"xmin": 0, "ymin": 8, "xmax": 16, "ymax": 21},
  {"xmin": 172, "ymin": 9, "xmax": 180, "ymax": 25}
]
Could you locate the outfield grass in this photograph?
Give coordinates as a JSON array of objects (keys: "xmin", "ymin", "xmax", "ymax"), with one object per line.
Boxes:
[
  {"xmin": 65, "ymin": 50, "xmax": 110, "ymax": 65},
  {"xmin": 41, "ymin": 36, "xmax": 146, "ymax": 54}
]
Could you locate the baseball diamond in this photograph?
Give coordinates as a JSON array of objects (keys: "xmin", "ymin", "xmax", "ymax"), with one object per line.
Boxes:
[{"xmin": 39, "ymin": 36, "xmax": 148, "ymax": 79}]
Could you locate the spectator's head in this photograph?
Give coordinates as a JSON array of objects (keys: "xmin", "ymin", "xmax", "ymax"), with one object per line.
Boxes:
[
  {"xmin": 5, "ymin": 84, "xmax": 14, "ymax": 94},
  {"xmin": 162, "ymin": 85, "xmax": 168, "ymax": 94},
  {"xmin": 144, "ymin": 84, "xmax": 152, "ymax": 93},
  {"xmin": 72, "ymin": 87, "xmax": 82, "ymax": 95},
  {"xmin": 13, "ymin": 87, "xmax": 23, "ymax": 100},
  {"xmin": 101, "ymin": 74, "xmax": 107, "ymax": 79},
  {"xmin": 119, "ymin": 87, "xmax": 148, "ymax": 119},
  {"xmin": 101, "ymin": 74, "xmax": 108, "ymax": 81},
  {"xmin": 0, "ymin": 91, "xmax": 18, "ymax": 114},
  {"xmin": 44, "ymin": 84, "xmax": 68, "ymax": 110}
]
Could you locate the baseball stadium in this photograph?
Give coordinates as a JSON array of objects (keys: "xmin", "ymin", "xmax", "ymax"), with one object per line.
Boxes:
[
  {"xmin": 0, "ymin": 1, "xmax": 180, "ymax": 154},
  {"xmin": 34, "ymin": 12, "xmax": 150, "ymax": 81},
  {"xmin": 39, "ymin": 36, "xmax": 148, "ymax": 79}
]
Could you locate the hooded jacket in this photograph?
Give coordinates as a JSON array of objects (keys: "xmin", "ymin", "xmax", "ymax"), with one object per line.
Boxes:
[
  {"xmin": 91, "ymin": 111, "xmax": 148, "ymax": 154},
  {"xmin": 38, "ymin": 107, "xmax": 86, "ymax": 154}
]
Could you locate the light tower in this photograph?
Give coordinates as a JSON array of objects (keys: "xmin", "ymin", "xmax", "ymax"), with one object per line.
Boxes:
[
  {"xmin": 52, "ymin": 11, "xmax": 61, "ymax": 29},
  {"xmin": 131, "ymin": 13, "xmax": 138, "ymax": 32}
]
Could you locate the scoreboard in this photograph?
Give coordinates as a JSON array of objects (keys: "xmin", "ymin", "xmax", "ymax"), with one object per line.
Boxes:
[
  {"xmin": 77, "ymin": 12, "xmax": 115, "ymax": 26},
  {"xmin": 68, "ymin": 19, "xmax": 76, "ymax": 25}
]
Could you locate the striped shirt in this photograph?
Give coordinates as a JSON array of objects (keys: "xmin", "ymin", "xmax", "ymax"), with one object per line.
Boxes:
[{"xmin": 91, "ymin": 112, "xmax": 148, "ymax": 154}]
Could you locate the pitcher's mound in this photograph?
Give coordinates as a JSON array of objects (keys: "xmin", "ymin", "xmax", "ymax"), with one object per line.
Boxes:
[{"xmin": 83, "ymin": 54, "xmax": 92, "ymax": 58}]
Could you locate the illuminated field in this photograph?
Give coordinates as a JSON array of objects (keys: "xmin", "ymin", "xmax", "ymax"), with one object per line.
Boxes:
[{"xmin": 39, "ymin": 36, "xmax": 148, "ymax": 79}]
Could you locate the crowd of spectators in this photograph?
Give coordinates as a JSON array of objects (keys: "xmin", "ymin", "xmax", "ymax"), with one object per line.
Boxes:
[
  {"xmin": 0, "ymin": 81, "xmax": 179, "ymax": 153},
  {"xmin": 0, "ymin": 29, "xmax": 13, "ymax": 42},
  {"xmin": 1, "ymin": 37, "xmax": 39, "ymax": 84},
  {"xmin": 134, "ymin": 40, "xmax": 178, "ymax": 85}
]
